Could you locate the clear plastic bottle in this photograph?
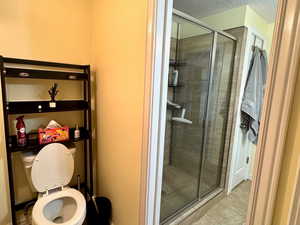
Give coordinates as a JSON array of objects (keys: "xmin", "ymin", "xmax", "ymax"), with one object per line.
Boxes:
[{"xmin": 74, "ymin": 124, "xmax": 80, "ymax": 139}]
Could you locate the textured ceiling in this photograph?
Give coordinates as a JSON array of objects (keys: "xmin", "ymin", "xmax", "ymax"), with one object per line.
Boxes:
[{"xmin": 173, "ymin": 0, "xmax": 277, "ymax": 22}]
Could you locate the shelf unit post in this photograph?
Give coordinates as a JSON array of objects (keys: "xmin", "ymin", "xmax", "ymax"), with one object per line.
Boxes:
[
  {"xmin": 86, "ymin": 65, "xmax": 93, "ymax": 196},
  {"xmin": 83, "ymin": 72, "xmax": 88, "ymax": 198},
  {"xmin": 0, "ymin": 55, "xmax": 17, "ymax": 225}
]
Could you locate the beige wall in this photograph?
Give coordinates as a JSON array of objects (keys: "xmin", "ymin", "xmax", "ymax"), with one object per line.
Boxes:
[
  {"xmin": 272, "ymin": 70, "xmax": 300, "ymax": 225},
  {"xmin": 0, "ymin": 1, "xmax": 92, "ymax": 224},
  {"xmin": 91, "ymin": 0, "xmax": 150, "ymax": 224},
  {"xmin": 0, "ymin": 0, "xmax": 92, "ymax": 63}
]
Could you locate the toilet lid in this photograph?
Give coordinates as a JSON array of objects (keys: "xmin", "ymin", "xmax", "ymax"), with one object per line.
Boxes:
[{"xmin": 31, "ymin": 143, "xmax": 74, "ymax": 192}]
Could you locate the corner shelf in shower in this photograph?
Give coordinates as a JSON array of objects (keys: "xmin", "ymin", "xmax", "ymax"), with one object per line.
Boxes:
[
  {"xmin": 169, "ymin": 59, "xmax": 186, "ymax": 67},
  {"xmin": 6, "ymin": 100, "xmax": 89, "ymax": 114},
  {"xmin": 168, "ymin": 84, "xmax": 184, "ymax": 88},
  {"xmin": 8, "ymin": 127, "xmax": 90, "ymax": 153},
  {"xmin": 167, "ymin": 105, "xmax": 182, "ymax": 110}
]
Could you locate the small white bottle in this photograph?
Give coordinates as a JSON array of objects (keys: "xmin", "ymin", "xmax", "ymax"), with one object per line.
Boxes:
[
  {"xmin": 74, "ymin": 124, "xmax": 80, "ymax": 139},
  {"xmin": 173, "ymin": 70, "xmax": 179, "ymax": 86}
]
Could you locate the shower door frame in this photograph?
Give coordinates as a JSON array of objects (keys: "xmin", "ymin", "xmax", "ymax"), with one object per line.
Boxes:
[
  {"xmin": 156, "ymin": 8, "xmax": 238, "ymax": 224},
  {"xmin": 162, "ymin": 11, "xmax": 238, "ymax": 221},
  {"xmin": 141, "ymin": 0, "xmax": 300, "ymax": 224},
  {"xmin": 172, "ymin": 9, "xmax": 238, "ymax": 200}
]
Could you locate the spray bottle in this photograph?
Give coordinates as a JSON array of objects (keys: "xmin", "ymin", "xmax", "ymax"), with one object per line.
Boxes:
[{"xmin": 16, "ymin": 116, "xmax": 26, "ymax": 146}]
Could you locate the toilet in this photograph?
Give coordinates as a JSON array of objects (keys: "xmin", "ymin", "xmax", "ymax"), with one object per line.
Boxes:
[{"xmin": 21, "ymin": 143, "xmax": 86, "ymax": 225}]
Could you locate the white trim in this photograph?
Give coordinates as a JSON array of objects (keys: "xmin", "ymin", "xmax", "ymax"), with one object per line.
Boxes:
[
  {"xmin": 228, "ymin": 28, "xmax": 267, "ymax": 193},
  {"xmin": 245, "ymin": 29, "xmax": 267, "ymax": 181},
  {"xmin": 144, "ymin": 0, "xmax": 173, "ymax": 224}
]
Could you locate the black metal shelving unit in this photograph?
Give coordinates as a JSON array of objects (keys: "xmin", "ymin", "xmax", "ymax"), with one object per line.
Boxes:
[{"xmin": 0, "ymin": 56, "xmax": 93, "ymax": 225}]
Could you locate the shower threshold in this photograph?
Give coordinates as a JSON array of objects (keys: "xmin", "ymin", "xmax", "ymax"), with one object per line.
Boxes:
[{"xmin": 161, "ymin": 187, "xmax": 224, "ymax": 225}]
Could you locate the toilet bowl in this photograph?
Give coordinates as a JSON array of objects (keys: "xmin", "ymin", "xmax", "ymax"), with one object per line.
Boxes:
[
  {"xmin": 32, "ymin": 188, "xmax": 86, "ymax": 225},
  {"xmin": 22, "ymin": 143, "xmax": 86, "ymax": 225}
]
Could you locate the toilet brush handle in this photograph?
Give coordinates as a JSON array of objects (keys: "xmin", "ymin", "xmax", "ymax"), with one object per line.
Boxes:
[
  {"xmin": 77, "ymin": 175, "xmax": 81, "ymax": 190},
  {"xmin": 92, "ymin": 196, "xmax": 100, "ymax": 214}
]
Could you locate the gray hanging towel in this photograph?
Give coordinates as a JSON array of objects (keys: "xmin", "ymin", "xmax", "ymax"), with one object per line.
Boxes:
[{"xmin": 241, "ymin": 47, "xmax": 267, "ymax": 144}]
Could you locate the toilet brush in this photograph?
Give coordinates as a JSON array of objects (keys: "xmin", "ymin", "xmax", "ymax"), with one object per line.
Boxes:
[
  {"xmin": 77, "ymin": 175, "xmax": 111, "ymax": 225},
  {"xmin": 76, "ymin": 162, "xmax": 112, "ymax": 224},
  {"xmin": 76, "ymin": 169, "xmax": 112, "ymax": 224},
  {"xmin": 81, "ymin": 172, "xmax": 111, "ymax": 225},
  {"xmin": 92, "ymin": 196, "xmax": 100, "ymax": 214},
  {"xmin": 86, "ymin": 195, "xmax": 112, "ymax": 225}
]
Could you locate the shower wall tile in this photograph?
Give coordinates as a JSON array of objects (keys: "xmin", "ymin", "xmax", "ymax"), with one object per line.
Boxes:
[
  {"xmin": 170, "ymin": 27, "xmax": 247, "ymax": 192},
  {"xmin": 170, "ymin": 33, "xmax": 213, "ymax": 179}
]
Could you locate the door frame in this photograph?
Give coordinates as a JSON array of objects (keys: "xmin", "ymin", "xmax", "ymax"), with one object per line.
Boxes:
[
  {"xmin": 139, "ymin": 0, "xmax": 300, "ymax": 225},
  {"xmin": 246, "ymin": 0, "xmax": 300, "ymax": 223},
  {"xmin": 244, "ymin": 28, "xmax": 267, "ymax": 181},
  {"xmin": 139, "ymin": 0, "xmax": 173, "ymax": 224},
  {"xmin": 228, "ymin": 27, "xmax": 267, "ymax": 193}
]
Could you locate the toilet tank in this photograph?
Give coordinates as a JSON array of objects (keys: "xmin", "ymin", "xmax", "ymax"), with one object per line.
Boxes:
[{"xmin": 20, "ymin": 145, "xmax": 76, "ymax": 193}]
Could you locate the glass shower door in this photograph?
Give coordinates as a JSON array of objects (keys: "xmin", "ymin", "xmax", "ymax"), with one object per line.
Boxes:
[
  {"xmin": 160, "ymin": 15, "xmax": 214, "ymax": 222},
  {"xmin": 199, "ymin": 34, "xmax": 236, "ymax": 197}
]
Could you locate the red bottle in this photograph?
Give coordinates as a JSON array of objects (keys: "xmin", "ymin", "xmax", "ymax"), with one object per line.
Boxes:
[{"xmin": 16, "ymin": 116, "xmax": 26, "ymax": 146}]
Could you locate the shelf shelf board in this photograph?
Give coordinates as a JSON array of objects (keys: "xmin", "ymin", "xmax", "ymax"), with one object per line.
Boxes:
[
  {"xmin": 167, "ymin": 105, "xmax": 182, "ymax": 110},
  {"xmin": 168, "ymin": 84, "xmax": 184, "ymax": 88},
  {"xmin": 169, "ymin": 60, "xmax": 186, "ymax": 67},
  {"xmin": 8, "ymin": 128, "xmax": 89, "ymax": 153},
  {"xmin": 4, "ymin": 67, "xmax": 88, "ymax": 80},
  {"xmin": 6, "ymin": 100, "xmax": 88, "ymax": 114},
  {"xmin": 3, "ymin": 57, "xmax": 88, "ymax": 70}
]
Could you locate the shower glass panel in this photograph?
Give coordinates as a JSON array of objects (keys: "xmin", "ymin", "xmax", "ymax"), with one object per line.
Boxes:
[
  {"xmin": 160, "ymin": 10, "xmax": 237, "ymax": 224},
  {"xmin": 160, "ymin": 15, "xmax": 214, "ymax": 221},
  {"xmin": 199, "ymin": 34, "xmax": 236, "ymax": 197}
]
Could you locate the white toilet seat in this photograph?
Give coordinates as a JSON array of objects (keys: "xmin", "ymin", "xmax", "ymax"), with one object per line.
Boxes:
[{"xmin": 32, "ymin": 188, "xmax": 86, "ymax": 225}]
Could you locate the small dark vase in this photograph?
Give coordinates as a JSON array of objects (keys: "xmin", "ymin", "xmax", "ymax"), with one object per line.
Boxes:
[{"xmin": 48, "ymin": 83, "xmax": 59, "ymax": 108}]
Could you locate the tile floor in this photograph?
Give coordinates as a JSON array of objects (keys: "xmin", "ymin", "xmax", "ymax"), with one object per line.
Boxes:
[
  {"xmin": 16, "ymin": 206, "xmax": 32, "ymax": 225},
  {"xmin": 160, "ymin": 164, "xmax": 219, "ymax": 221},
  {"xmin": 192, "ymin": 181, "xmax": 251, "ymax": 225}
]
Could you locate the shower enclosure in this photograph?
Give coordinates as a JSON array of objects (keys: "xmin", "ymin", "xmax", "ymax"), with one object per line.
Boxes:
[{"xmin": 160, "ymin": 10, "xmax": 236, "ymax": 223}]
